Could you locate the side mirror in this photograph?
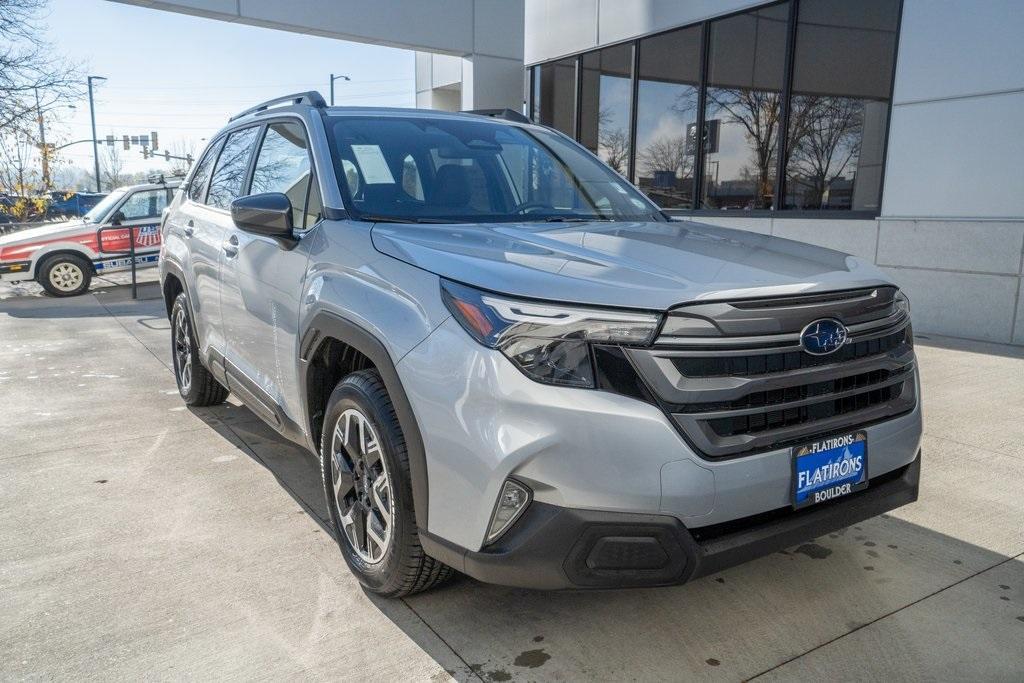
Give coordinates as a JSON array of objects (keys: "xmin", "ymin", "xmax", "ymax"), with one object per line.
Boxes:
[
  {"xmin": 110, "ymin": 210, "xmax": 126, "ymax": 225},
  {"xmin": 230, "ymin": 193, "xmax": 295, "ymax": 246}
]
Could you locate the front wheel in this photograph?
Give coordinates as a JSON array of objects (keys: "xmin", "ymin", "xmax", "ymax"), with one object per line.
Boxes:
[
  {"xmin": 38, "ymin": 253, "xmax": 92, "ymax": 297},
  {"xmin": 321, "ymin": 369, "xmax": 453, "ymax": 597}
]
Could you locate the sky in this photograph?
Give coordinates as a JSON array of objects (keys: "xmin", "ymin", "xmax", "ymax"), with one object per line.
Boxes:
[{"xmin": 40, "ymin": 0, "xmax": 415, "ymax": 177}]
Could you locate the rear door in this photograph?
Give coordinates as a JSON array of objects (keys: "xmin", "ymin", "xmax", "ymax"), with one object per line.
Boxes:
[
  {"xmin": 166, "ymin": 137, "xmax": 226, "ymax": 360},
  {"xmin": 219, "ymin": 119, "xmax": 321, "ymax": 426},
  {"xmin": 198, "ymin": 126, "xmax": 261, "ymax": 374}
]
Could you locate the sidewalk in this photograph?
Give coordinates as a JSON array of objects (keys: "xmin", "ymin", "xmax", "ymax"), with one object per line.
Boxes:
[{"xmin": 1, "ymin": 286, "xmax": 1022, "ymax": 681}]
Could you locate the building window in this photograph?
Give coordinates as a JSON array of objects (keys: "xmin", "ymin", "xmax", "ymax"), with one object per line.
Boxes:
[
  {"xmin": 634, "ymin": 25, "xmax": 702, "ymax": 208},
  {"xmin": 578, "ymin": 44, "xmax": 633, "ymax": 176},
  {"xmin": 536, "ymin": 57, "xmax": 577, "ymax": 136},
  {"xmin": 527, "ymin": 0, "xmax": 901, "ymax": 217},
  {"xmin": 703, "ymin": 3, "xmax": 789, "ymax": 210},
  {"xmin": 782, "ymin": 0, "xmax": 900, "ymax": 211}
]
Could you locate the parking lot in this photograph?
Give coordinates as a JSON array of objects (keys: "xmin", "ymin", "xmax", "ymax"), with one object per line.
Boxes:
[{"xmin": 1, "ymin": 279, "xmax": 1022, "ymax": 681}]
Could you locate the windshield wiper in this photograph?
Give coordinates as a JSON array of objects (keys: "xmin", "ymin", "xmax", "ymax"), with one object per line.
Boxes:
[
  {"xmin": 541, "ymin": 215, "xmax": 613, "ymax": 222},
  {"xmin": 359, "ymin": 214, "xmax": 449, "ymax": 224}
]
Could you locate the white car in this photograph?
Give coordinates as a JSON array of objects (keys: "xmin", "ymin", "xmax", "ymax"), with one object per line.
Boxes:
[{"xmin": 0, "ymin": 178, "xmax": 180, "ymax": 296}]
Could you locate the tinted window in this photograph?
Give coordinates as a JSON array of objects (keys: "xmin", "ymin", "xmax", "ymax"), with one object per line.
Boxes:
[
  {"xmin": 782, "ymin": 0, "xmax": 899, "ymax": 210},
  {"xmin": 579, "ymin": 44, "xmax": 633, "ymax": 176},
  {"xmin": 207, "ymin": 127, "xmax": 259, "ymax": 210},
  {"xmin": 186, "ymin": 139, "xmax": 223, "ymax": 203},
  {"xmin": 702, "ymin": 3, "xmax": 789, "ymax": 210},
  {"xmin": 536, "ymin": 58, "xmax": 577, "ymax": 136},
  {"xmin": 118, "ymin": 189, "xmax": 168, "ymax": 220},
  {"xmin": 251, "ymin": 121, "xmax": 313, "ymax": 227},
  {"xmin": 329, "ymin": 116, "xmax": 660, "ymax": 223},
  {"xmin": 634, "ymin": 25, "xmax": 703, "ymax": 208}
]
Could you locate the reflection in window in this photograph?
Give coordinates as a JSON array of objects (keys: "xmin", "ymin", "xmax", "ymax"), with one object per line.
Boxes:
[
  {"xmin": 187, "ymin": 138, "xmax": 223, "ymax": 203},
  {"xmin": 207, "ymin": 127, "xmax": 259, "ymax": 210},
  {"xmin": 579, "ymin": 44, "xmax": 633, "ymax": 176},
  {"xmin": 119, "ymin": 189, "xmax": 168, "ymax": 220},
  {"xmin": 536, "ymin": 58, "xmax": 577, "ymax": 136},
  {"xmin": 702, "ymin": 3, "xmax": 788, "ymax": 210},
  {"xmin": 251, "ymin": 122, "xmax": 312, "ymax": 227},
  {"xmin": 783, "ymin": 0, "xmax": 899, "ymax": 210},
  {"xmin": 634, "ymin": 25, "xmax": 702, "ymax": 208}
]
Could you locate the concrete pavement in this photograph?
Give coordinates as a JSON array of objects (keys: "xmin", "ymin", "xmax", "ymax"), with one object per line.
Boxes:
[{"xmin": 1, "ymin": 284, "xmax": 1022, "ymax": 681}]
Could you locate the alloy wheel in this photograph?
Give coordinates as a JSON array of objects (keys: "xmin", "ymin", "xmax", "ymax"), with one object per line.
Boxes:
[
  {"xmin": 173, "ymin": 307, "xmax": 193, "ymax": 394},
  {"xmin": 330, "ymin": 407, "xmax": 394, "ymax": 564},
  {"xmin": 49, "ymin": 262, "xmax": 83, "ymax": 292}
]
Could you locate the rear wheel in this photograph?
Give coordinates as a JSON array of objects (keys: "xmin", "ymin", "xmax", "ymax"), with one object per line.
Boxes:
[
  {"xmin": 38, "ymin": 253, "xmax": 92, "ymax": 297},
  {"xmin": 321, "ymin": 369, "xmax": 453, "ymax": 597},
  {"xmin": 171, "ymin": 293, "xmax": 228, "ymax": 406}
]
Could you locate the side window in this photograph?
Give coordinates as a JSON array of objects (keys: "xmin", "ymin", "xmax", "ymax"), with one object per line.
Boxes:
[
  {"xmin": 207, "ymin": 127, "xmax": 259, "ymax": 210},
  {"xmin": 186, "ymin": 139, "xmax": 222, "ymax": 203},
  {"xmin": 118, "ymin": 189, "xmax": 168, "ymax": 220},
  {"xmin": 250, "ymin": 121, "xmax": 313, "ymax": 228}
]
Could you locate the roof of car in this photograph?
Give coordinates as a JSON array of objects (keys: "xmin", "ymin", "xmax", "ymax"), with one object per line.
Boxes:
[{"xmin": 112, "ymin": 178, "xmax": 182, "ymax": 193}]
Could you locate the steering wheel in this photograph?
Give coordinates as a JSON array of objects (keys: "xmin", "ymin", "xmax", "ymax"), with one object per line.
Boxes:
[{"xmin": 512, "ymin": 201, "xmax": 553, "ymax": 215}]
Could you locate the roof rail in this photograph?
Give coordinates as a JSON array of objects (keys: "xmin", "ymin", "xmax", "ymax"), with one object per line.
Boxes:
[
  {"xmin": 463, "ymin": 108, "xmax": 531, "ymax": 124},
  {"xmin": 229, "ymin": 91, "xmax": 327, "ymax": 122}
]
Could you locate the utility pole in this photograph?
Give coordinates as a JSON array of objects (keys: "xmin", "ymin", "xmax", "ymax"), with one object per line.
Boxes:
[
  {"xmin": 34, "ymin": 88, "xmax": 50, "ymax": 190},
  {"xmin": 330, "ymin": 73, "xmax": 350, "ymax": 106},
  {"xmin": 87, "ymin": 76, "xmax": 107, "ymax": 192}
]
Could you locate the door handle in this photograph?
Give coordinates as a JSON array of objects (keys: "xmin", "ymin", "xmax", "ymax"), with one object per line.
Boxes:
[
  {"xmin": 223, "ymin": 234, "xmax": 239, "ymax": 258},
  {"xmin": 183, "ymin": 220, "xmax": 194, "ymax": 237}
]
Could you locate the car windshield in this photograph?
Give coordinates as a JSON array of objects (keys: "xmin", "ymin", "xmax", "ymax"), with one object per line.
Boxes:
[
  {"xmin": 82, "ymin": 189, "xmax": 126, "ymax": 223},
  {"xmin": 326, "ymin": 115, "xmax": 664, "ymax": 224}
]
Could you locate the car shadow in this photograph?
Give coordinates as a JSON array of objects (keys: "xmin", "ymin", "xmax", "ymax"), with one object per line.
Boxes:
[{"xmin": 184, "ymin": 400, "xmax": 1024, "ymax": 682}]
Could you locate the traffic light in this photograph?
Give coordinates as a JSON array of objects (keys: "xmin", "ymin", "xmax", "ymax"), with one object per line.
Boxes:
[
  {"xmin": 164, "ymin": 151, "xmax": 170, "ymax": 161},
  {"xmin": 122, "ymin": 135, "xmax": 129, "ymax": 150},
  {"xmin": 150, "ymin": 131, "xmax": 158, "ymax": 150},
  {"xmin": 106, "ymin": 135, "xmax": 114, "ymax": 147},
  {"xmin": 142, "ymin": 147, "xmax": 150, "ymax": 159}
]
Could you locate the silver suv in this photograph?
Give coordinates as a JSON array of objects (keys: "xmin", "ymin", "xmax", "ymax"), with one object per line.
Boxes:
[{"xmin": 160, "ymin": 92, "xmax": 922, "ymax": 597}]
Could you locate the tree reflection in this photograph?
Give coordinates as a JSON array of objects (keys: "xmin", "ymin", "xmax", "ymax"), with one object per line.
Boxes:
[{"xmin": 785, "ymin": 96, "xmax": 863, "ymax": 209}]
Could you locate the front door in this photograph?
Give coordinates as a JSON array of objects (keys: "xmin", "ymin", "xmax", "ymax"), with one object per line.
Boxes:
[{"xmin": 219, "ymin": 120, "xmax": 321, "ymax": 427}]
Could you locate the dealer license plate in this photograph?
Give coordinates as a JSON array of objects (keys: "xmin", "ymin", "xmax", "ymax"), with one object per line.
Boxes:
[{"xmin": 792, "ymin": 431, "xmax": 868, "ymax": 509}]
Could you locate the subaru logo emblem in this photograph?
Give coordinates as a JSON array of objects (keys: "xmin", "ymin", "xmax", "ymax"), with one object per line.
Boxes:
[{"xmin": 800, "ymin": 318, "xmax": 848, "ymax": 355}]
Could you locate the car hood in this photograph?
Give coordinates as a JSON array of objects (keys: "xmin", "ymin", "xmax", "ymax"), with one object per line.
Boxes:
[
  {"xmin": 370, "ymin": 220, "xmax": 894, "ymax": 310},
  {"xmin": 0, "ymin": 219, "xmax": 88, "ymax": 247}
]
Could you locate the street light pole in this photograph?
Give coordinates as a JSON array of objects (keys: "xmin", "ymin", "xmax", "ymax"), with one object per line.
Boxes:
[
  {"xmin": 329, "ymin": 73, "xmax": 350, "ymax": 106},
  {"xmin": 87, "ymin": 76, "xmax": 106, "ymax": 192}
]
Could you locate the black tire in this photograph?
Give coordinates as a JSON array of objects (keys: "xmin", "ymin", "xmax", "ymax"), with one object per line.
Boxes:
[
  {"xmin": 170, "ymin": 293, "xmax": 229, "ymax": 406},
  {"xmin": 321, "ymin": 369, "xmax": 453, "ymax": 597},
  {"xmin": 38, "ymin": 253, "xmax": 92, "ymax": 297}
]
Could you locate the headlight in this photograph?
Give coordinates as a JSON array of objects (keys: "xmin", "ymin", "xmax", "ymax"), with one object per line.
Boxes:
[
  {"xmin": 441, "ymin": 279, "xmax": 661, "ymax": 388},
  {"xmin": 894, "ymin": 290, "xmax": 910, "ymax": 315}
]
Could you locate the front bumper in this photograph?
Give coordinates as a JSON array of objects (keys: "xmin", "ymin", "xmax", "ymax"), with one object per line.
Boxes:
[
  {"xmin": 0, "ymin": 260, "xmax": 32, "ymax": 280},
  {"xmin": 421, "ymin": 452, "xmax": 920, "ymax": 589}
]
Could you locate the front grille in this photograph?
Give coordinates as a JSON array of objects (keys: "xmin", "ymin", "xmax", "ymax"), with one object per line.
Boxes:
[{"xmin": 626, "ymin": 287, "xmax": 917, "ymax": 459}]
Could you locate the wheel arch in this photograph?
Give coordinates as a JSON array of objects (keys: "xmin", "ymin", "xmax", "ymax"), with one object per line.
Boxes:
[
  {"xmin": 300, "ymin": 311, "xmax": 430, "ymax": 530},
  {"xmin": 33, "ymin": 248, "xmax": 97, "ymax": 279}
]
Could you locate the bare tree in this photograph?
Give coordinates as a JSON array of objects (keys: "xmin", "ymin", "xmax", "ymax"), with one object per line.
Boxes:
[
  {"xmin": 598, "ymin": 127, "xmax": 630, "ymax": 176},
  {"xmin": 1, "ymin": 1, "xmax": 84, "ymax": 134},
  {"xmin": 786, "ymin": 96, "xmax": 863, "ymax": 208},
  {"xmin": 704, "ymin": 88, "xmax": 782, "ymax": 208},
  {"xmin": 0, "ymin": 125, "xmax": 38, "ymax": 194},
  {"xmin": 100, "ymin": 143, "xmax": 125, "ymax": 191},
  {"xmin": 638, "ymin": 135, "xmax": 692, "ymax": 179},
  {"xmin": 168, "ymin": 139, "xmax": 199, "ymax": 176}
]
